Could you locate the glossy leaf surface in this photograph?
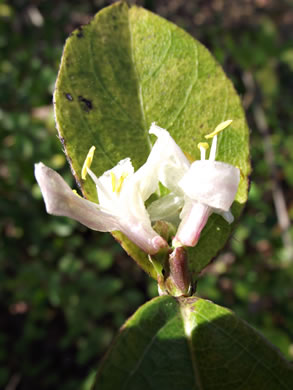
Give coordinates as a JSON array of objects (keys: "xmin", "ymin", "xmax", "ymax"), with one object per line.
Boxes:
[{"xmin": 94, "ymin": 296, "xmax": 293, "ymax": 390}]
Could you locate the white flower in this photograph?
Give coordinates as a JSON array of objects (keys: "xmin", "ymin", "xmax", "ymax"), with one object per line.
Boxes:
[
  {"xmin": 147, "ymin": 121, "xmax": 240, "ymax": 247},
  {"xmin": 35, "ymin": 121, "xmax": 240, "ymax": 254},
  {"xmin": 35, "ymin": 146, "xmax": 167, "ymax": 255}
]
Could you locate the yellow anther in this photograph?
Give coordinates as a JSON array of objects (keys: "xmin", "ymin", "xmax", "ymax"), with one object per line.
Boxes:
[
  {"xmin": 116, "ymin": 172, "xmax": 128, "ymax": 194},
  {"xmin": 197, "ymin": 142, "xmax": 209, "ymax": 150},
  {"xmin": 205, "ymin": 119, "xmax": 233, "ymax": 139},
  {"xmin": 81, "ymin": 146, "xmax": 96, "ymax": 180},
  {"xmin": 110, "ymin": 171, "xmax": 128, "ymax": 194},
  {"xmin": 111, "ymin": 171, "xmax": 117, "ymax": 192},
  {"xmin": 72, "ymin": 189, "xmax": 82, "ymax": 198}
]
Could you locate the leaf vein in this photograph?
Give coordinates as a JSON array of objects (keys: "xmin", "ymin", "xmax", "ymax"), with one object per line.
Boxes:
[
  {"xmin": 88, "ymin": 31, "xmax": 140, "ymax": 127},
  {"xmin": 142, "ymin": 28, "xmax": 173, "ymax": 85},
  {"xmin": 166, "ymin": 41, "xmax": 199, "ymax": 128},
  {"xmin": 127, "ymin": 10, "xmax": 152, "ymax": 150},
  {"xmin": 121, "ymin": 319, "xmax": 174, "ymax": 389}
]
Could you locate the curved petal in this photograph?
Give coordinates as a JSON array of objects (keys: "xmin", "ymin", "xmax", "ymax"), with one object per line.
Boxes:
[
  {"xmin": 214, "ymin": 209, "xmax": 234, "ymax": 224},
  {"xmin": 119, "ymin": 183, "xmax": 168, "ymax": 252},
  {"xmin": 128, "ymin": 162, "xmax": 159, "ymax": 202},
  {"xmin": 149, "ymin": 123, "xmax": 190, "ymax": 195},
  {"xmin": 118, "ymin": 217, "xmax": 168, "ymax": 255},
  {"xmin": 34, "ymin": 163, "xmax": 118, "ymax": 232},
  {"xmin": 178, "ymin": 160, "xmax": 240, "ymax": 211}
]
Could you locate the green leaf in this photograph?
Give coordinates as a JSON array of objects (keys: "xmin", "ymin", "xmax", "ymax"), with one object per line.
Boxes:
[
  {"xmin": 93, "ymin": 296, "xmax": 293, "ymax": 390},
  {"xmin": 54, "ymin": 2, "xmax": 250, "ymax": 278}
]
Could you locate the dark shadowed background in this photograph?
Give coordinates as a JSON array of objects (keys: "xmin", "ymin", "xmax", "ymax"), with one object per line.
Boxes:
[{"xmin": 1, "ymin": 1, "xmax": 293, "ymax": 389}]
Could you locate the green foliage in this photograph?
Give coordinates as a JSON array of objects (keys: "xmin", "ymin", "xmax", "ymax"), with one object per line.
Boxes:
[
  {"xmin": 94, "ymin": 296, "xmax": 293, "ymax": 389},
  {"xmin": 54, "ymin": 2, "xmax": 250, "ymax": 279},
  {"xmin": 1, "ymin": 1, "xmax": 293, "ymax": 389}
]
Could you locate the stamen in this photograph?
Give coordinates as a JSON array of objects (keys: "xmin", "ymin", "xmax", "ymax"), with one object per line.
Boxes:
[
  {"xmin": 81, "ymin": 146, "xmax": 96, "ymax": 180},
  {"xmin": 87, "ymin": 168, "xmax": 112, "ymax": 201},
  {"xmin": 87, "ymin": 168, "xmax": 100, "ymax": 186},
  {"xmin": 197, "ymin": 142, "xmax": 209, "ymax": 160},
  {"xmin": 111, "ymin": 172, "xmax": 117, "ymax": 192},
  {"xmin": 209, "ymin": 135, "xmax": 217, "ymax": 161},
  {"xmin": 204, "ymin": 119, "xmax": 233, "ymax": 139},
  {"xmin": 116, "ymin": 172, "xmax": 128, "ymax": 194},
  {"xmin": 110, "ymin": 171, "xmax": 129, "ymax": 194}
]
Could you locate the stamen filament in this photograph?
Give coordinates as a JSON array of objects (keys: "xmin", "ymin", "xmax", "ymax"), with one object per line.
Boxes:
[
  {"xmin": 209, "ymin": 134, "xmax": 217, "ymax": 161},
  {"xmin": 203, "ymin": 120, "xmax": 233, "ymax": 161},
  {"xmin": 197, "ymin": 142, "xmax": 209, "ymax": 160},
  {"xmin": 87, "ymin": 168, "xmax": 112, "ymax": 201}
]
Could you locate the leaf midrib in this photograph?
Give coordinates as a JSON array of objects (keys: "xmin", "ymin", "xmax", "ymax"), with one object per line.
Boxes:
[
  {"xmin": 180, "ymin": 300, "xmax": 204, "ymax": 390},
  {"xmin": 127, "ymin": 6, "xmax": 152, "ymax": 152}
]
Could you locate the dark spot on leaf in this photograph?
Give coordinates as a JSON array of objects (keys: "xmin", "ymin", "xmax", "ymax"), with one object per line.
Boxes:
[
  {"xmin": 78, "ymin": 96, "xmax": 93, "ymax": 112},
  {"xmin": 65, "ymin": 93, "xmax": 73, "ymax": 101},
  {"xmin": 77, "ymin": 26, "xmax": 83, "ymax": 38}
]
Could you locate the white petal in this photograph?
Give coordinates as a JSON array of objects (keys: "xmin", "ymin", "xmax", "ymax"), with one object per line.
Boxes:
[
  {"xmin": 97, "ymin": 158, "xmax": 134, "ymax": 207},
  {"xmin": 179, "ymin": 160, "xmax": 240, "ymax": 211},
  {"xmin": 118, "ymin": 217, "xmax": 167, "ymax": 255},
  {"xmin": 123, "ymin": 162, "xmax": 158, "ymax": 203},
  {"xmin": 100, "ymin": 158, "xmax": 134, "ymax": 186},
  {"xmin": 87, "ymin": 168, "xmax": 113, "ymax": 206},
  {"xmin": 147, "ymin": 193, "xmax": 183, "ymax": 223},
  {"xmin": 117, "ymin": 176, "xmax": 169, "ymax": 253},
  {"xmin": 175, "ymin": 200, "xmax": 212, "ymax": 247},
  {"xmin": 149, "ymin": 123, "xmax": 190, "ymax": 194},
  {"xmin": 34, "ymin": 163, "xmax": 118, "ymax": 232}
]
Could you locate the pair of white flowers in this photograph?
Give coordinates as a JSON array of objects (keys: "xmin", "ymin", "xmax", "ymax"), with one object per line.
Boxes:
[{"xmin": 35, "ymin": 121, "xmax": 240, "ymax": 255}]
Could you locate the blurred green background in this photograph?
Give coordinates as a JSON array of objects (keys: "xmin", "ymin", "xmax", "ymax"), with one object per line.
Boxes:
[{"xmin": 1, "ymin": 0, "xmax": 293, "ymax": 389}]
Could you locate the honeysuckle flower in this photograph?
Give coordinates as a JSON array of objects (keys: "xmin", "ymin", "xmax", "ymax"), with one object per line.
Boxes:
[
  {"xmin": 147, "ymin": 124, "xmax": 190, "ymax": 223},
  {"xmin": 147, "ymin": 121, "xmax": 240, "ymax": 247},
  {"xmin": 35, "ymin": 146, "xmax": 168, "ymax": 255}
]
